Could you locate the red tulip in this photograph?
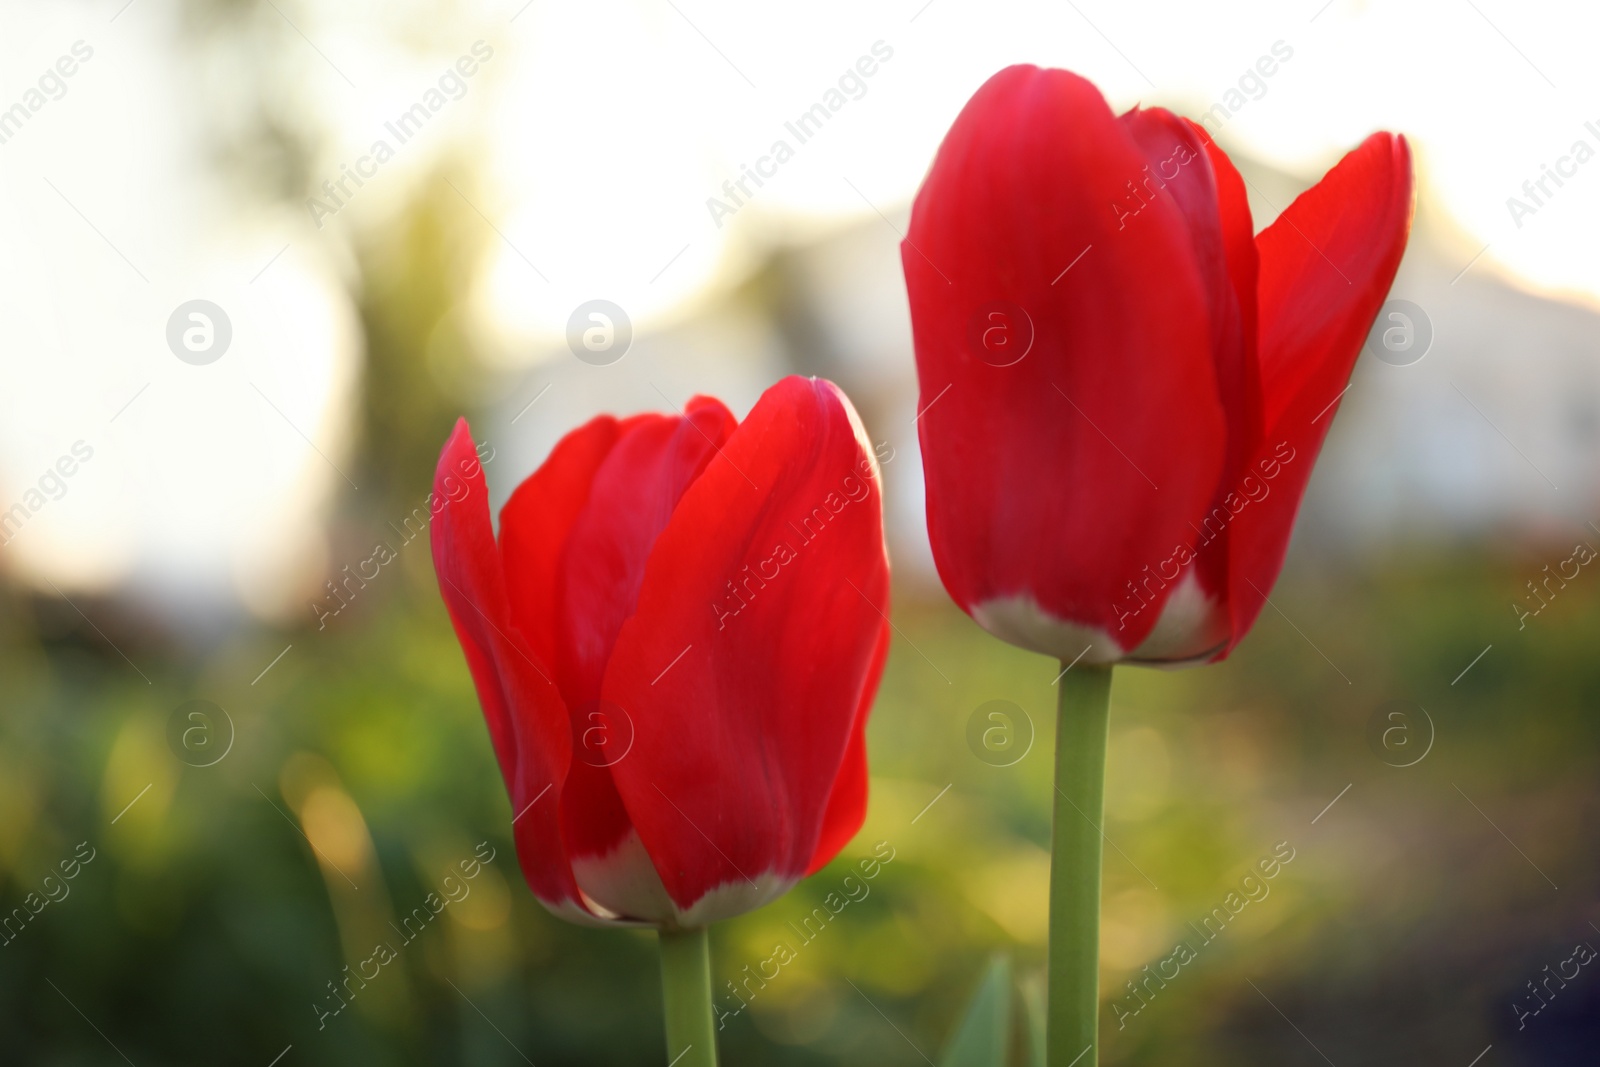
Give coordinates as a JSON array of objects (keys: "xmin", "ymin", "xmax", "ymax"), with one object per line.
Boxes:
[
  {"xmin": 429, "ymin": 377, "xmax": 891, "ymax": 928},
  {"xmin": 903, "ymin": 65, "xmax": 1413, "ymax": 666}
]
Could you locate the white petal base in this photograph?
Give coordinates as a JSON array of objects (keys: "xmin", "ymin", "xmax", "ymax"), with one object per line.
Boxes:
[
  {"xmin": 972, "ymin": 595, "xmax": 1125, "ymax": 663},
  {"xmin": 571, "ymin": 828, "xmax": 795, "ymax": 929},
  {"xmin": 972, "ymin": 572, "xmax": 1227, "ymax": 667},
  {"xmin": 1127, "ymin": 572, "xmax": 1229, "ymax": 666}
]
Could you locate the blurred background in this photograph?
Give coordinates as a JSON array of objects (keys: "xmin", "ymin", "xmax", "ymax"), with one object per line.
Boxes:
[{"xmin": 2, "ymin": 0, "xmax": 1599, "ymax": 1063}]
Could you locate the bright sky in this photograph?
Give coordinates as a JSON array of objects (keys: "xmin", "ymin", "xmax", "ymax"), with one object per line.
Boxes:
[{"xmin": 1, "ymin": 0, "xmax": 1597, "ymax": 612}]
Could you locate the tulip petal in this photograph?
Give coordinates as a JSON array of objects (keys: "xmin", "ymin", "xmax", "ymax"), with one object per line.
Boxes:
[
  {"xmin": 498, "ymin": 413, "xmax": 642, "ymax": 914},
  {"xmin": 1183, "ymin": 118, "xmax": 1263, "ymax": 480},
  {"xmin": 557, "ymin": 399, "xmax": 737, "ymax": 705},
  {"xmin": 1188, "ymin": 119, "xmax": 1261, "ymax": 381},
  {"xmin": 500, "ymin": 415, "xmax": 625, "ymax": 675},
  {"xmin": 1225, "ymin": 133, "xmax": 1413, "ymax": 652},
  {"xmin": 549, "ymin": 400, "xmax": 738, "ymax": 905},
  {"xmin": 430, "ymin": 419, "xmax": 608, "ymax": 923},
  {"xmin": 601, "ymin": 377, "xmax": 891, "ymax": 925},
  {"xmin": 1117, "ymin": 111, "xmax": 1264, "ymax": 651},
  {"xmin": 904, "ymin": 65, "xmax": 1227, "ymax": 659},
  {"xmin": 1133, "ymin": 121, "xmax": 1265, "ymax": 649},
  {"xmin": 805, "ymin": 618, "xmax": 891, "ymax": 876},
  {"xmin": 1120, "ymin": 107, "xmax": 1237, "ymax": 358}
]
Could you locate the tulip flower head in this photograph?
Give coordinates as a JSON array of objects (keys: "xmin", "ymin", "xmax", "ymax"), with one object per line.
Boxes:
[
  {"xmin": 903, "ymin": 65, "xmax": 1414, "ymax": 666},
  {"xmin": 430, "ymin": 377, "xmax": 891, "ymax": 929}
]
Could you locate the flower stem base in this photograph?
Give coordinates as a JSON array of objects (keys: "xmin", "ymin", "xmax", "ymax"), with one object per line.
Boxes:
[
  {"xmin": 659, "ymin": 926, "xmax": 718, "ymax": 1067},
  {"xmin": 1048, "ymin": 662, "xmax": 1113, "ymax": 1067}
]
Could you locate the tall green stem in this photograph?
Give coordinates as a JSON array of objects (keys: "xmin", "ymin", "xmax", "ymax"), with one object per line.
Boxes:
[
  {"xmin": 659, "ymin": 926, "xmax": 718, "ymax": 1067},
  {"xmin": 1048, "ymin": 663, "xmax": 1113, "ymax": 1067}
]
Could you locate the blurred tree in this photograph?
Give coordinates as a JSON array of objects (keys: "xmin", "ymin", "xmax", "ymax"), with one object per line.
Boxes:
[{"xmin": 352, "ymin": 176, "xmax": 490, "ymax": 511}]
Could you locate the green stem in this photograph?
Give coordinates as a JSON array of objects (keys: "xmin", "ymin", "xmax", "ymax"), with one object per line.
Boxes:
[
  {"xmin": 1048, "ymin": 663, "xmax": 1113, "ymax": 1067},
  {"xmin": 659, "ymin": 926, "xmax": 718, "ymax": 1067}
]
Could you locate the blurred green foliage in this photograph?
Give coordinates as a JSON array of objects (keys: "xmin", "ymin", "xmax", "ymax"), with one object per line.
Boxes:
[{"xmin": 5, "ymin": 504, "xmax": 1600, "ymax": 1065}]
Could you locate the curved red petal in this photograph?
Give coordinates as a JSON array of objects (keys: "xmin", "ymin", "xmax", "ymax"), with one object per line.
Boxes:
[
  {"xmin": 500, "ymin": 415, "xmax": 625, "ymax": 672},
  {"xmin": 1181, "ymin": 117, "xmax": 1263, "ymax": 474},
  {"xmin": 1187, "ymin": 118, "xmax": 1261, "ymax": 382},
  {"xmin": 1120, "ymin": 107, "xmax": 1236, "ymax": 355},
  {"xmin": 556, "ymin": 399, "xmax": 737, "ymax": 706},
  {"xmin": 601, "ymin": 377, "xmax": 891, "ymax": 923},
  {"xmin": 545, "ymin": 399, "xmax": 738, "ymax": 902},
  {"xmin": 1164, "ymin": 119, "xmax": 1266, "ymax": 623},
  {"xmin": 430, "ymin": 419, "xmax": 601, "ymax": 921},
  {"xmin": 903, "ymin": 65, "xmax": 1227, "ymax": 660},
  {"xmin": 1223, "ymin": 133, "xmax": 1414, "ymax": 654},
  {"xmin": 804, "ymin": 616, "xmax": 891, "ymax": 876},
  {"xmin": 1118, "ymin": 109, "xmax": 1265, "ymax": 629}
]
